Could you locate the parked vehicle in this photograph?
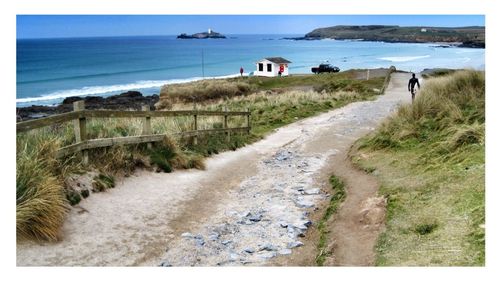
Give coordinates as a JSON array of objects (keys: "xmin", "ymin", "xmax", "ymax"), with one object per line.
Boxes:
[{"xmin": 311, "ymin": 63, "xmax": 340, "ymax": 74}]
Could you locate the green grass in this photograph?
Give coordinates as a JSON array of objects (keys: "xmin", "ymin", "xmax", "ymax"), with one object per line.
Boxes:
[
  {"xmin": 92, "ymin": 173, "xmax": 115, "ymax": 192},
  {"xmin": 16, "ymin": 69, "xmax": 390, "ymax": 242},
  {"xmin": 316, "ymin": 176, "xmax": 346, "ymax": 266},
  {"xmin": 351, "ymin": 70, "xmax": 485, "ymax": 266}
]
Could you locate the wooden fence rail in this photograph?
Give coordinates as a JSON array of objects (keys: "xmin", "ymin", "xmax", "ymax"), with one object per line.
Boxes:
[{"xmin": 17, "ymin": 101, "xmax": 251, "ymax": 164}]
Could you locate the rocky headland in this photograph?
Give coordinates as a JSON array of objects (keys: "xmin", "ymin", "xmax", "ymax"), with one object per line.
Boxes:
[{"xmin": 284, "ymin": 25, "xmax": 485, "ymax": 48}]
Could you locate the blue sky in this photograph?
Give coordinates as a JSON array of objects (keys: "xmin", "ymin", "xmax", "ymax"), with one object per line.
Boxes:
[{"xmin": 17, "ymin": 15, "xmax": 485, "ymax": 39}]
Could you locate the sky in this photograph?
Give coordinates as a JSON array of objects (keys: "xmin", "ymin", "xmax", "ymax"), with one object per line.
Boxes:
[{"xmin": 17, "ymin": 15, "xmax": 485, "ymax": 39}]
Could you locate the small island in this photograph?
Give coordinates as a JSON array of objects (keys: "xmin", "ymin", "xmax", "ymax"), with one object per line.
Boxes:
[
  {"xmin": 177, "ymin": 28, "xmax": 226, "ymax": 39},
  {"xmin": 284, "ymin": 25, "xmax": 485, "ymax": 48}
]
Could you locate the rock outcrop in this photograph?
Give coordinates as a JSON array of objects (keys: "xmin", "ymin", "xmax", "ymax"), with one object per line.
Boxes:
[{"xmin": 16, "ymin": 91, "xmax": 159, "ymax": 121}]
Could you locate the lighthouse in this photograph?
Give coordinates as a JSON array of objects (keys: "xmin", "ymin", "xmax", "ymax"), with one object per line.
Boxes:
[{"xmin": 208, "ymin": 28, "xmax": 212, "ymax": 34}]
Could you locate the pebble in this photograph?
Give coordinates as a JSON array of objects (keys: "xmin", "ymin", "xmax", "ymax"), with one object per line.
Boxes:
[
  {"xmin": 159, "ymin": 261, "xmax": 172, "ymax": 267},
  {"xmin": 287, "ymin": 241, "xmax": 304, "ymax": 249},
  {"xmin": 249, "ymin": 214, "xmax": 263, "ymax": 222},
  {"xmin": 221, "ymin": 240, "xmax": 232, "ymax": 245},
  {"xmin": 258, "ymin": 243, "xmax": 278, "ymax": 251},
  {"xmin": 181, "ymin": 232, "xmax": 193, "ymax": 238},
  {"xmin": 240, "ymin": 211, "xmax": 251, "ymax": 218},
  {"xmin": 294, "ymin": 198, "xmax": 315, "ymax": 208},
  {"xmin": 304, "ymin": 188, "xmax": 321, "ymax": 195},
  {"xmin": 229, "ymin": 253, "xmax": 239, "ymax": 262},
  {"xmin": 195, "ymin": 239, "xmax": 205, "ymax": 247},
  {"xmin": 294, "ymin": 220, "xmax": 312, "ymax": 229},
  {"xmin": 243, "ymin": 247, "xmax": 255, "ymax": 254},
  {"xmin": 278, "ymin": 249, "xmax": 292, "ymax": 255},
  {"xmin": 257, "ymin": 252, "xmax": 277, "ymax": 260},
  {"xmin": 208, "ymin": 232, "xmax": 220, "ymax": 241},
  {"xmin": 279, "ymin": 221, "xmax": 289, "ymax": 228}
]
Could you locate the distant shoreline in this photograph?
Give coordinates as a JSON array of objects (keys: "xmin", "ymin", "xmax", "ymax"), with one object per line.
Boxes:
[
  {"xmin": 286, "ymin": 25, "xmax": 485, "ymax": 49},
  {"xmin": 282, "ymin": 37, "xmax": 484, "ymax": 49}
]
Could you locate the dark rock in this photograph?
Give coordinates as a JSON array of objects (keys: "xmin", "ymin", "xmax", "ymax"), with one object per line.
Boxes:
[
  {"xmin": 80, "ymin": 189, "xmax": 90, "ymax": 198},
  {"xmin": 62, "ymin": 96, "xmax": 83, "ymax": 104},
  {"xmin": 243, "ymin": 247, "xmax": 255, "ymax": 254},
  {"xmin": 17, "ymin": 90, "xmax": 160, "ymax": 121},
  {"xmin": 279, "ymin": 221, "xmax": 289, "ymax": 228},
  {"xmin": 114, "ymin": 91, "xmax": 143, "ymax": 99},
  {"xmin": 84, "ymin": 96, "xmax": 105, "ymax": 103},
  {"xmin": 248, "ymin": 214, "xmax": 263, "ymax": 222}
]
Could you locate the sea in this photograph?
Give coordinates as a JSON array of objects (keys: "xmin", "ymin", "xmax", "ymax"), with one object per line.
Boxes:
[{"xmin": 16, "ymin": 34, "xmax": 485, "ymax": 107}]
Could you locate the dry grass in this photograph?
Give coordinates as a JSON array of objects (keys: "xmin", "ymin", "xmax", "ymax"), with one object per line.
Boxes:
[
  {"xmin": 157, "ymin": 79, "xmax": 255, "ymax": 107},
  {"xmin": 16, "ymin": 135, "xmax": 69, "ymax": 241}
]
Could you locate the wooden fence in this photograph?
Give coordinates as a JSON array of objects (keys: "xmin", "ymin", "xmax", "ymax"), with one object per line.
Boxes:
[{"xmin": 16, "ymin": 101, "xmax": 251, "ymax": 164}]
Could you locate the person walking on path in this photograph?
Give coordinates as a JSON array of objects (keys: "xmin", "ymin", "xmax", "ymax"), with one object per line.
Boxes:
[
  {"xmin": 408, "ymin": 73, "xmax": 420, "ymax": 102},
  {"xmin": 240, "ymin": 67, "xmax": 244, "ymax": 77}
]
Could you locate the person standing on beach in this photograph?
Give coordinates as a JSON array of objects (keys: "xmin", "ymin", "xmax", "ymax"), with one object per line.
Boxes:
[
  {"xmin": 408, "ymin": 73, "xmax": 420, "ymax": 102},
  {"xmin": 240, "ymin": 67, "xmax": 244, "ymax": 77}
]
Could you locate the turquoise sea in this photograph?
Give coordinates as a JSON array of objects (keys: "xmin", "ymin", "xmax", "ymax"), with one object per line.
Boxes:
[{"xmin": 16, "ymin": 34, "xmax": 485, "ymax": 107}]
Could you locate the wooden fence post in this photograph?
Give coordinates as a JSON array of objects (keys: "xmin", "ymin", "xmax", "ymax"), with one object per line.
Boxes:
[
  {"xmin": 73, "ymin": 100, "xmax": 88, "ymax": 164},
  {"xmin": 142, "ymin": 105, "xmax": 152, "ymax": 149},
  {"xmin": 246, "ymin": 107, "xmax": 251, "ymax": 134},
  {"xmin": 193, "ymin": 103, "xmax": 198, "ymax": 145},
  {"xmin": 224, "ymin": 106, "xmax": 230, "ymax": 142}
]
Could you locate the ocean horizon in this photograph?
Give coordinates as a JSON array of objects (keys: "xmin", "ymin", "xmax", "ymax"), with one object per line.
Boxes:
[{"xmin": 16, "ymin": 34, "xmax": 485, "ymax": 107}]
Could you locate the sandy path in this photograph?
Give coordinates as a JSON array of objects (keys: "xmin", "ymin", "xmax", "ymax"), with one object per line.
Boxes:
[{"xmin": 16, "ymin": 72, "xmax": 414, "ymax": 266}]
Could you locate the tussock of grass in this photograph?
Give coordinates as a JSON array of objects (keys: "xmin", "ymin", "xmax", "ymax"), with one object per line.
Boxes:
[
  {"xmin": 92, "ymin": 173, "xmax": 115, "ymax": 192},
  {"xmin": 316, "ymin": 176, "xmax": 346, "ymax": 266},
  {"xmin": 149, "ymin": 137, "xmax": 206, "ymax": 172},
  {"xmin": 16, "ymin": 136, "xmax": 69, "ymax": 241},
  {"xmin": 414, "ymin": 221, "xmax": 439, "ymax": 235},
  {"xmin": 354, "ymin": 70, "xmax": 485, "ymax": 265}
]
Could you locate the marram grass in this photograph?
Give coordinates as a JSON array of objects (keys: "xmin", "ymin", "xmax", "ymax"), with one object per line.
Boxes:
[{"xmin": 354, "ymin": 70, "xmax": 485, "ymax": 265}]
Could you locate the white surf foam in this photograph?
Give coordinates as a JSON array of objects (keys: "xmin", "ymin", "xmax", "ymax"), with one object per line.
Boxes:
[
  {"xmin": 378, "ymin": 55, "xmax": 431, "ymax": 62},
  {"xmin": 16, "ymin": 73, "xmax": 245, "ymax": 104}
]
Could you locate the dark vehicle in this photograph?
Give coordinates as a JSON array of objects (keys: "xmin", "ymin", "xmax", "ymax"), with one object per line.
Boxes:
[{"xmin": 311, "ymin": 63, "xmax": 340, "ymax": 74}]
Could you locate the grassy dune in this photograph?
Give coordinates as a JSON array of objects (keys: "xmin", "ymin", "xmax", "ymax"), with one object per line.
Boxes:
[
  {"xmin": 351, "ymin": 70, "xmax": 485, "ymax": 265},
  {"xmin": 16, "ymin": 70, "xmax": 389, "ymax": 241}
]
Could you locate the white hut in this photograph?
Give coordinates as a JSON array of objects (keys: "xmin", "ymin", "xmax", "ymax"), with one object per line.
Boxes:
[{"xmin": 254, "ymin": 57, "xmax": 292, "ymax": 77}]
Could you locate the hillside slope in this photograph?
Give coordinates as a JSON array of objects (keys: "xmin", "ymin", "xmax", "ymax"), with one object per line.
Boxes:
[{"xmin": 301, "ymin": 25, "xmax": 485, "ymax": 48}]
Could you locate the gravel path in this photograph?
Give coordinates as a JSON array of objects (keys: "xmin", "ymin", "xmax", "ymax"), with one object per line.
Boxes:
[{"xmin": 16, "ymin": 73, "xmax": 414, "ymax": 266}]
